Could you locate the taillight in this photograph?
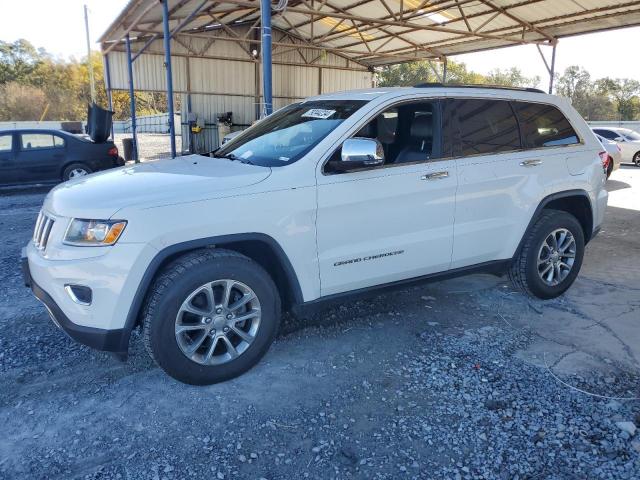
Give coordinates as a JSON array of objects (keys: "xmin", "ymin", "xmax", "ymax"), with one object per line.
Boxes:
[
  {"xmin": 599, "ymin": 151, "xmax": 609, "ymax": 173},
  {"xmin": 108, "ymin": 146, "xmax": 118, "ymax": 157}
]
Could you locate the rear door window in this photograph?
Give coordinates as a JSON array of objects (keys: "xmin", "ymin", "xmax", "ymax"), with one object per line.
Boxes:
[
  {"xmin": 0, "ymin": 134, "xmax": 12, "ymax": 152},
  {"xmin": 513, "ymin": 102, "xmax": 579, "ymax": 148},
  {"xmin": 20, "ymin": 133, "xmax": 64, "ymax": 150},
  {"xmin": 448, "ymin": 99, "xmax": 520, "ymax": 157}
]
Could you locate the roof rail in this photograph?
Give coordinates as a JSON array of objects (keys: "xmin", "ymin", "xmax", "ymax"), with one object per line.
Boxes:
[{"xmin": 413, "ymin": 82, "xmax": 546, "ymax": 94}]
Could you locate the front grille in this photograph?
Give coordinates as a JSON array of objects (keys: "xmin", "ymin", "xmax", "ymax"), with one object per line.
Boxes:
[{"xmin": 33, "ymin": 211, "xmax": 55, "ymax": 251}]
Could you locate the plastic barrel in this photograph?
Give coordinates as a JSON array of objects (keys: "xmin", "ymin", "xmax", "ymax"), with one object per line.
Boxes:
[{"xmin": 122, "ymin": 138, "xmax": 134, "ymax": 161}]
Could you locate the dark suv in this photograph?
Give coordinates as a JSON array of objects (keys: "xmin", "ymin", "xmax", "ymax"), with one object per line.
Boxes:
[{"xmin": 0, "ymin": 129, "xmax": 124, "ymax": 186}]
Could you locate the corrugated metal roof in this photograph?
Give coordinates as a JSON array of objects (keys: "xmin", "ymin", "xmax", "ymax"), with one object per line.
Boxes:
[{"xmin": 100, "ymin": 0, "xmax": 640, "ymax": 66}]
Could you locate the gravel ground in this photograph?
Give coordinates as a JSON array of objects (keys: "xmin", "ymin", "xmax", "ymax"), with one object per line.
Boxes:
[
  {"xmin": 113, "ymin": 133, "xmax": 183, "ymax": 162},
  {"xmin": 0, "ymin": 170, "xmax": 639, "ymax": 479}
]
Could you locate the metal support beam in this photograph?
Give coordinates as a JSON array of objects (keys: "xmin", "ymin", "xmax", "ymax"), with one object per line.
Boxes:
[
  {"xmin": 132, "ymin": 34, "xmax": 159, "ymax": 62},
  {"xmin": 260, "ymin": 0, "xmax": 273, "ymax": 116},
  {"xmin": 125, "ymin": 34, "xmax": 138, "ymax": 162},
  {"xmin": 172, "ymin": 0, "xmax": 208, "ymax": 37},
  {"xmin": 442, "ymin": 57, "xmax": 448, "ymax": 83},
  {"xmin": 548, "ymin": 42, "xmax": 557, "ymax": 94},
  {"xmin": 104, "ymin": 53, "xmax": 115, "ymax": 140},
  {"xmin": 162, "ymin": 0, "xmax": 177, "ymax": 158}
]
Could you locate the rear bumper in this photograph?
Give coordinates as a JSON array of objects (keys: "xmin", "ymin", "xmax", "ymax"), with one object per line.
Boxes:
[{"xmin": 22, "ymin": 249, "xmax": 129, "ymax": 357}]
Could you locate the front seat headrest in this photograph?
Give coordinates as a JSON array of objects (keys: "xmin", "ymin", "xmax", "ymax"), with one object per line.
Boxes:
[
  {"xmin": 356, "ymin": 121, "xmax": 375, "ymax": 138},
  {"xmin": 410, "ymin": 115, "xmax": 433, "ymax": 139}
]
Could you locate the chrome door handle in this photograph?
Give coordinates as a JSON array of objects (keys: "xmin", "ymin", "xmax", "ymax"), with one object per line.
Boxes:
[
  {"xmin": 520, "ymin": 159, "xmax": 542, "ymax": 167},
  {"xmin": 421, "ymin": 171, "xmax": 449, "ymax": 180}
]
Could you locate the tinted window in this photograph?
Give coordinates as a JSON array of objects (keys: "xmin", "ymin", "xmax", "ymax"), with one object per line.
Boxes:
[
  {"xmin": 0, "ymin": 134, "xmax": 11, "ymax": 152},
  {"xmin": 449, "ymin": 99, "xmax": 520, "ymax": 156},
  {"xmin": 21, "ymin": 133, "xmax": 63, "ymax": 150},
  {"xmin": 513, "ymin": 102, "xmax": 579, "ymax": 148},
  {"xmin": 593, "ymin": 129, "xmax": 618, "ymax": 140},
  {"xmin": 215, "ymin": 100, "xmax": 366, "ymax": 167},
  {"xmin": 393, "ymin": 103, "xmax": 439, "ymax": 163},
  {"xmin": 623, "ymin": 130, "xmax": 640, "ymax": 141}
]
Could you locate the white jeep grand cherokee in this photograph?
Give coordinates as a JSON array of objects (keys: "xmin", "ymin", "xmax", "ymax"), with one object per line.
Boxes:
[{"xmin": 23, "ymin": 85, "xmax": 608, "ymax": 385}]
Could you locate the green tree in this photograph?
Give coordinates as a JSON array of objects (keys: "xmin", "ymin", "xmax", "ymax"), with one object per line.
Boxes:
[
  {"xmin": 0, "ymin": 39, "xmax": 46, "ymax": 84},
  {"xmin": 557, "ymin": 66, "xmax": 618, "ymax": 120},
  {"xmin": 0, "ymin": 39, "xmax": 168, "ymax": 121},
  {"xmin": 595, "ymin": 77, "xmax": 640, "ymax": 120},
  {"xmin": 377, "ymin": 60, "xmax": 539, "ymax": 88},
  {"xmin": 485, "ymin": 67, "xmax": 540, "ymax": 88},
  {"xmin": 0, "ymin": 82, "xmax": 48, "ymax": 120}
]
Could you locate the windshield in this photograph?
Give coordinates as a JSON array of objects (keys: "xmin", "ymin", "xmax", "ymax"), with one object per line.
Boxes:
[
  {"xmin": 622, "ymin": 130, "xmax": 640, "ymax": 141},
  {"xmin": 214, "ymin": 100, "xmax": 367, "ymax": 167}
]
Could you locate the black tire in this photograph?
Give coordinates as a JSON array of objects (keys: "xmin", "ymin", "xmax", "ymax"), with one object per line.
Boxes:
[
  {"xmin": 633, "ymin": 151, "xmax": 640, "ymax": 167},
  {"xmin": 509, "ymin": 209, "xmax": 585, "ymax": 300},
  {"xmin": 606, "ymin": 158, "xmax": 613, "ymax": 178},
  {"xmin": 62, "ymin": 163, "xmax": 92, "ymax": 181},
  {"xmin": 142, "ymin": 248, "xmax": 281, "ymax": 385}
]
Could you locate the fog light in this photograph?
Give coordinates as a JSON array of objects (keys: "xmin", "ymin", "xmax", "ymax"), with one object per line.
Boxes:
[{"xmin": 65, "ymin": 285, "xmax": 92, "ymax": 305}]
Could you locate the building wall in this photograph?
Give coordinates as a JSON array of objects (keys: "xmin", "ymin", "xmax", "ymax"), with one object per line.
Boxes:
[{"xmin": 104, "ymin": 26, "xmax": 373, "ymax": 151}]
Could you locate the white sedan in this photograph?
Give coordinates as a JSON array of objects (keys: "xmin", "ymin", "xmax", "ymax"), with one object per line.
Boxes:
[
  {"xmin": 593, "ymin": 132, "xmax": 621, "ymax": 178},
  {"xmin": 591, "ymin": 127, "xmax": 640, "ymax": 166}
]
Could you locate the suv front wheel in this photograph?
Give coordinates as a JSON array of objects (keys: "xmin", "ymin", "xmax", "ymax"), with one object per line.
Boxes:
[
  {"xmin": 142, "ymin": 249, "xmax": 281, "ymax": 385},
  {"xmin": 509, "ymin": 210, "xmax": 585, "ymax": 299}
]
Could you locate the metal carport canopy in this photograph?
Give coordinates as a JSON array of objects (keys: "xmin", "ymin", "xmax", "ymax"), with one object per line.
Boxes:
[
  {"xmin": 100, "ymin": 0, "xmax": 640, "ymax": 66},
  {"xmin": 99, "ymin": 0, "xmax": 640, "ymax": 159}
]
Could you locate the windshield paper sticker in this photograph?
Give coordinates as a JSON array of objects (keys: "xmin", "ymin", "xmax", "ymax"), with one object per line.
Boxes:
[{"xmin": 302, "ymin": 108, "xmax": 336, "ymax": 119}]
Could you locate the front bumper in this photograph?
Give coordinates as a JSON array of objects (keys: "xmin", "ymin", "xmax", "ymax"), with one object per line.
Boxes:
[{"xmin": 22, "ymin": 249, "xmax": 129, "ymax": 357}]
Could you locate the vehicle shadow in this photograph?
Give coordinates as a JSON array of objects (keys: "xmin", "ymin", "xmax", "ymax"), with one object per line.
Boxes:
[
  {"xmin": 0, "ymin": 184, "xmax": 53, "ymax": 196},
  {"xmin": 605, "ymin": 179, "xmax": 631, "ymax": 192}
]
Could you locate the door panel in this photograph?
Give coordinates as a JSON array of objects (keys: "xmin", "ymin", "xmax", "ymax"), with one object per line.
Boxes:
[
  {"xmin": 317, "ymin": 160, "xmax": 457, "ymax": 296},
  {"xmin": 452, "ymin": 149, "xmax": 568, "ymax": 268},
  {"xmin": 16, "ymin": 133, "xmax": 66, "ymax": 182},
  {"xmin": 0, "ymin": 133, "xmax": 17, "ymax": 185},
  {"xmin": 450, "ymin": 99, "xmax": 583, "ymax": 268}
]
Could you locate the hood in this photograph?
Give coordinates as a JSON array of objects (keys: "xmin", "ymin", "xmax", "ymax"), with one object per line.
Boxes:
[{"xmin": 45, "ymin": 155, "xmax": 272, "ymax": 219}]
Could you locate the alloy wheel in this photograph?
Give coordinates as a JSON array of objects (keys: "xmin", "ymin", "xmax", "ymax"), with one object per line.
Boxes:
[
  {"xmin": 536, "ymin": 228, "xmax": 576, "ymax": 286},
  {"xmin": 175, "ymin": 279, "xmax": 261, "ymax": 365},
  {"xmin": 69, "ymin": 168, "xmax": 89, "ymax": 178}
]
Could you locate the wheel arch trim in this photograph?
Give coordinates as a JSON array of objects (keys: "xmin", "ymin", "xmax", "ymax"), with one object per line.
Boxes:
[
  {"xmin": 515, "ymin": 189, "xmax": 594, "ymax": 258},
  {"xmin": 119, "ymin": 233, "xmax": 303, "ymax": 356}
]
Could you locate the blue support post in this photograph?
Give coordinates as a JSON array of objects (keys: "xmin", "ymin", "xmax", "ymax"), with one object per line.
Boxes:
[
  {"xmin": 161, "ymin": 0, "xmax": 177, "ymax": 158},
  {"xmin": 260, "ymin": 0, "xmax": 273, "ymax": 116},
  {"xmin": 104, "ymin": 53, "xmax": 115, "ymax": 140},
  {"xmin": 125, "ymin": 34, "xmax": 138, "ymax": 162}
]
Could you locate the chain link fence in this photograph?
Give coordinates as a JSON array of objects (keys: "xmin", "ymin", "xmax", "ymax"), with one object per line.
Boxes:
[{"xmin": 114, "ymin": 113, "xmax": 182, "ymax": 162}]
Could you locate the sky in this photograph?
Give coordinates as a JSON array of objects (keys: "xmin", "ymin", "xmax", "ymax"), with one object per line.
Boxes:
[{"xmin": 1, "ymin": 0, "xmax": 638, "ymax": 88}]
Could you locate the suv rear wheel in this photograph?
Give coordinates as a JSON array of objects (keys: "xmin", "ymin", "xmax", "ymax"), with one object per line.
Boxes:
[
  {"xmin": 142, "ymin": 249, "xmax": 281, "ymax": 385},
  {"xmin": 633, "ymin": 151, "xmax": 640, "ymax": 167},
  {"xmin": 509, "ymin": 209, "xmax": 585, "ymax": 299}
]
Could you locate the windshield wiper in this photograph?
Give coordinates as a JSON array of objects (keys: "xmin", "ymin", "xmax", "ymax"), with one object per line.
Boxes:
[
  {"xmin": 213, "ymin": 152, "xmax": 254, "ymax": 165},
  {"xmin": 213, "ymin": 152, "xmax": 237, "ymax": 160}
]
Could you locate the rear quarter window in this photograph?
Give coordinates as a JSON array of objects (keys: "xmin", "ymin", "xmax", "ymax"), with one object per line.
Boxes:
[{"xmin": 512, "ymin": 102, "xmax": 579, "ymax": 148}]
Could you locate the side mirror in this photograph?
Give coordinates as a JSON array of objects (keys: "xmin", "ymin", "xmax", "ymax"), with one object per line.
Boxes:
[
  {"xmin": 329, "ymin": 138, "xmax": 384, "ymax": 172},
  {"xmin": 614, "ymin": 136, "xmax": 625, "ymax": 142}
]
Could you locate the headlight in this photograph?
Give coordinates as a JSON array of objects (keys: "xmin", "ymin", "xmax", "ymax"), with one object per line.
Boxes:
[{"xmin": 63, "ymin": 219, "xmax": 127, "ymax": 246}]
